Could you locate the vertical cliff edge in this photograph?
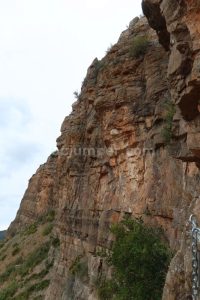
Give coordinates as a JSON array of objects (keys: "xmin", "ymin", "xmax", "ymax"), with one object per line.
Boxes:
[{"xmin": 1, "ymin": 2, "xmax": 200, "ymax": 299}]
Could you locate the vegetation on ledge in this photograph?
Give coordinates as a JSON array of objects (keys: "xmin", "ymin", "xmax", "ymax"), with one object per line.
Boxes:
[
  {"xmin": 162, "ymin": 101, "xmax": 176, "ymax": 144},
  {"xmin": 97, "ymin": 218, "xmax": 171, "ymax": 300},
  {"xmin": 130, "ymin": 36, "xmax": 149, "ymax": 58}
]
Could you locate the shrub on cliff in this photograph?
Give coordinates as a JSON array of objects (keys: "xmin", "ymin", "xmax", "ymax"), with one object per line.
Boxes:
[
  {"xmin": 98, "ymin": 218, "xmax": 171, "ymax": 300},
  {"xmin": 42, "ymin": 223, "xmax": 53, "ymax": 236},
  {"xmin": 130, "ymin": 36, "xmax": 149, "ymax": 58},
  {"xmin": 161, "ymin": 101, "xmax": 176, "ymax": 144},
  {"xmin": 12, "ymin": 246, "xmax": 20, "ymax": 256},
  {"xmin": 70, "ymin": 256, "xmax": 88, "ymax": 280},
  {"xmin": 23, "ymin": 223, "xmax": 37, "ymax": 236}
]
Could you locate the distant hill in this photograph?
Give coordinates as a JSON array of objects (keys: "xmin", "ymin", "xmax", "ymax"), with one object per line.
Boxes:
[{"xmin": 0, "ymin": 231, "xmax": 6, "ymax": 240}]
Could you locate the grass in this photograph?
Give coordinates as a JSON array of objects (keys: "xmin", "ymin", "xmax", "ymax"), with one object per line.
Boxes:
[
  {"xmin": 0, "ymin": 242, "xmax": 51, "ymax": 299},
  {"xmin": 0, "ymin": 263, "xmax": 16, "ymax": 283},
  {"xmin": 15, "ymin": 280, "xmax": 50, "ymax": 300},
  {"xmin": 19, "ymin": 242, "xmax": 51, "ymax": 277},
  {"xmin": 0, "ymin": 242, "xmax": 51, "ymax": 283},
  {"xmin": 130, "ymin": 36, "xmax": 149, "ymax": 58},
  {"xmin": 70, "ymin": 256, "xmax": 88, "ymax": 280},
  {"xmin": 0, "ymin": 282, "xmax": 18, "ymax": 300},
  {"xmin": 0, "ymin": 211, "xmax": 57, "ymax": 298},
  {"xmin": 14, "ymin": 291, "xmax": 30, "ymax": 300},
  {"xmin": 42, "ymin": 223, "xmax": 53, "ymax": 236},
  {"xmin": 29, "ymin": 279, "xmax": 50, "ymax": 292},
  {"xmin": 26, "ymin": 259, "xmax": 54, "ymax": 282},
  {"xmin": 38, "ymin": 210, "xmax": 55, "ymax": 224},
  {"xmin": 21, "ymin": 209, "xmax": 55, "ymax": 236},
  {"xmin": 45, "ymin": 210, "xmax": 55, "ymax": 222},
  {"xmin": 23, "ymin": 224, "xmax": 37, "ymax": 236}
]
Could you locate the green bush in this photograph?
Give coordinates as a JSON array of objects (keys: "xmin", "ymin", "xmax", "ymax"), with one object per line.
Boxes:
[
  {"xmin": 161, "ymin": 101, "xmax": 176, "ymax": 144},
  {"xmin": 50, "ymin": 151, "xmax": 57, "ymax": 158},
  {"xmin": 70, "ymin": 257, "xmax": 88, "ymax": 279},
  {"xmin": 73, "ymin": 91, "xmax": 80, "ymax": 99},
  {"xmin": 0, "ymin": 254, "xmax": 6, "ymax": 261},
  {"xmin": 93, "ymin": 59, "xmax": 105, "ymax": 84},
  {"xmin": 52, "ymin": 237, "xmax": 60, "ymax": 248},
  {"xmin": 97, "ymin": 218, "xmax": 171, "ymax": 300},
  {"xmin": 12, "ymin": 246, "xmax": 20, "ymax": 256},
  {"xmin": 42, "ymin": 223, "xmax": 53, "ymax": 236},
  {"xmin": 0, "ymin": 281, "xmax": 18, "ymax": 300},
  {"xmin": 24, "ymin": 223, "xmax": 37, "ymax": 235},
  {"xmin": 46, "ymin": 210, "xmax": 55, "ymax": 222},
  {"xmin": 130, "ymin": 36, "xmax": 149, "ymax": 58},
  {"xmin": 38, "ymin": 209, "xmax": 55, "ymax": 224},
  {"xmin": 98, "ymin": 279, "xmax": 117, "ymax": 300},
  {"xmin": 106, "ymin": 44, "xmax": 113, "ymax": 54}
]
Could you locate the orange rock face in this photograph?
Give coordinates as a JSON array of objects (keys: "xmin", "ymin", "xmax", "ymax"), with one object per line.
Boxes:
[
  {"xmin": 6, "ymin": 12, "xmax": 200, "ymax": 299},
  {"xmin": 143, "ymin": 0, "xmax": 200, "ymax": 298}
]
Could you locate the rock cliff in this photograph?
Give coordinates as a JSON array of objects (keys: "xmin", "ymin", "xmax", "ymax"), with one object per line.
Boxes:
[
  {"xmin": 142, "ymin": 1, "xmax": 200, "ymax": 298},
  {"xmin": 1, "ymin": 2, "xmax": 200, "ymax": 299}
]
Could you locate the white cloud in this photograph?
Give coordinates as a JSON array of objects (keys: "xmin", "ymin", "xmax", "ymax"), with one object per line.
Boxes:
[{"xmin": 0, "ymin": 1, "xmax": 142, "ymax": 229}]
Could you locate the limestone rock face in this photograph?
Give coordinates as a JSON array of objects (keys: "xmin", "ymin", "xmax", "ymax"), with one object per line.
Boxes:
[
  {"xmin": 142, "ymin": 0, "xmax": 200, "ymax": 299},
  {"xmin": 2, "ymin": 11, "xmax": 200, "ymax": 300},
  {"xmin": 143, "ymin": 0, "xmax": 200, "ymax": 132}
]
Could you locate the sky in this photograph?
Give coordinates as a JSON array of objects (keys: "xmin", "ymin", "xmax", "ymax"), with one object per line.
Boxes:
[{"xmin": 0, "ymin": 0, "xmax": 142, "ymax": 230}]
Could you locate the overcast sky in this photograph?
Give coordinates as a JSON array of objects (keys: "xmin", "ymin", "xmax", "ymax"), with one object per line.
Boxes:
[{"xmin": 0, "ymin": 0, "xmax": 142, "ymax": 230}]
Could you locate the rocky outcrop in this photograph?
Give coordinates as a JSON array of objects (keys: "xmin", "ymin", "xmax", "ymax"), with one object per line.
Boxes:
[
  {"xmin": 142, "ymin": 0, "xmax": 200, "ymax": 299},
  {"xmin": 143, "ymin": 0, "xmax": 200, "ymax": 125},
  {"xmin": 1, "ymin": 7, "xmax": 200, "ymax": 300}
]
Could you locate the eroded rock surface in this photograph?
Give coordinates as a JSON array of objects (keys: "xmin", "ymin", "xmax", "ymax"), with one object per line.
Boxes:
[{"xmin": 143, "ymin": 0, "xmax": 200, "ymax": 299}]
